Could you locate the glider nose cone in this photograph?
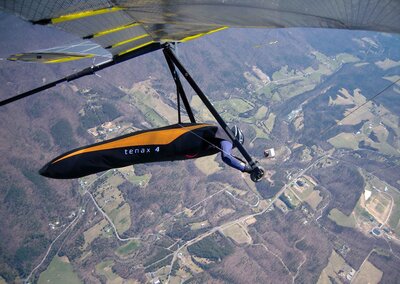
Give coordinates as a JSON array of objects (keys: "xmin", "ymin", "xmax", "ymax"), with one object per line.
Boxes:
[
  {"xmin": 39, "ymin": 162, "xmax": 58, "ymax": 179},
  {"xmin": 39, "ymin": 163, "xmax": 50, "ymax": 177}
]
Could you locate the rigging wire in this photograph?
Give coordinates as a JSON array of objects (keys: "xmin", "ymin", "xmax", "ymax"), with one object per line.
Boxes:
[
  {"xmin": 320, "ymin": 78, "xmax": 400, "ymax": 136},
  {"xmin": 176, "ymin": 122, "xmax": 230, "ymax": 157}
]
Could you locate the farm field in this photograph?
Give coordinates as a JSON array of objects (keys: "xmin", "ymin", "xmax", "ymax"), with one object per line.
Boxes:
[
  {"xmin": 304, "ymin": 190, "xmax": 323, "ymax": 210},
  {"xmin": 83, "ymin": 219, "xmax": 109, "ymax": 250},
  {"xmin": 221, "ymin": 223, "xmax": 252, "ymax": 244},
  {"xmin": 353, "ymin": 261, "xmax": 383, "ymax": 284},
  {"xmin": 317, "ymin": 250, "xmax": 353, "ymax": 284},
  {"xmin": 328, "ymin": 209, "xmax": 356, "ymax": 228},
  {"xmin": 38, "ymin": 256, "xmax": 81, "ymax": 284},
  {"xmin": 115, "ymin": 241, "xmax": 140, "ymax": 258},
  {"xmin": 194, "ymin": 154, "xmax": 222, "ymax": 175},
  {"xmin": 327, "ymin": 87, "xmax": 400, "ymax": 155},
  {"xmin": 95, "ymin": 260, "xmax": 134, "ymax": 284}
]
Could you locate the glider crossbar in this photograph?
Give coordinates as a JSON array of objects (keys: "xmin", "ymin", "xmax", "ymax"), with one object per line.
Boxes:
[
  {"xmin": 0, "ymin": 43, "xmax": 161, "ymax": 107},
  {"xmin": 0, "ymin": 63, "xmax": 110, "ymax": 107},
  {"xmin": 163, "ymin": 45, "xmax": 257, "ymax": 169}
]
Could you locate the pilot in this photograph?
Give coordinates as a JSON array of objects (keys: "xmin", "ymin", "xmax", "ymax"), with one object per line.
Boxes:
[{"xmin": 215, "ymin": 125, "xmax": 252, "ymax": 173}]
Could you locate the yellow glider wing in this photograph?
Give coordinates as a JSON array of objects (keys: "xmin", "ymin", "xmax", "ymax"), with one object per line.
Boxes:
[{"xmin": 1, "ymin": 0, "xmax": 399, "ymax": 62}]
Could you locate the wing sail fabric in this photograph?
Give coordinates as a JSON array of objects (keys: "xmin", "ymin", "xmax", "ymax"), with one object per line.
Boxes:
[
  {"xmin": 6, "ymin": 40, "xmax": 111, "ymax": 63},
  {"xmin": 40, "ymin": 123, "xmax": 219, "ymax": 179},
  {"xmin": 8, "ymin": 52, "xmax": 94, "ymax": 63},
  {"xmin": 1, "ymin": 0, "xmax": 399, "ymax": 62}
]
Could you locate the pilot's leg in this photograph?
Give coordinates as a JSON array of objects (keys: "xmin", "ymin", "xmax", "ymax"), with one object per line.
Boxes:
[{"xmin": 220, "ymin": 140, "xmax": 246, "ymax": 171}]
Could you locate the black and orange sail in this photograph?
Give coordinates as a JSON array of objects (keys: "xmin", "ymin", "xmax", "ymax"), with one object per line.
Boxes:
[{"xmin": 40, "ymin": 123, "xmax": 220, "ymax": 179}]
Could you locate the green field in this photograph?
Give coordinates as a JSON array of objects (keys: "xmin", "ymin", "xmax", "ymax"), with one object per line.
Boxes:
[
  {"xmin": 318, "ymin": 250, "xmax": 347, "ymax": 284},
  {"xmin": 271, "ymin": 65, "xmax": 296, "ymax": 81},
  {"xmin": 255, "ymin": 84, "xmax": 275, "ymax": 99},
  {"xmin": 214, "ymin": 98, "xmax": 254, "ymax": 114},
  {"xmin": 190, "ymin": 96, "xmax": 214, "ymax": 121},
  {"xmin": 109, "ymin": 203, "xmax": 131, "ymax": 234},
  {"xmin": 122, "ymin": 90, "xmax": 169, "ymax": 127},
  {"xmin": 195, "ymin": 154, "xmax": 222, "ymax": 175},
  {"xmin": 95, "ymin": 259, "xmax": 131, "ymax": 283},
  {"xmin": 328, "ymin": 133, "xmax": 359, "ymax": 150},
  {"xmin": 83, "ymin": 219, "xmax": 108, "ymax": 250},
  {"xmin": 96, "ymin": 260, "xmax": 119, "ymax": 282},
  {"xmin": 328, "ymin": 127, "xmax": 399, "ymax": 156},
  {"xmin": 144, "ymin": 108, "xmax": 168, "ymax": 127},
  {"xmin": 335, "ymin": 53, "xmax": 359, "ymax": 64},
  {"xmin": 116, "ymin": 240, "xmax": 140, "ymax": 257},
  {"xmin": 275, "ymin": 81, "xmax": 317, "ymax": 100},
  {"xmin": 387, "ymin": 189, "xmax": 400, "ymax": 236},
  {"xmin": 126, "ymin": 172, "xmax": 152, "ymax": 187},
  {"xmin": 353, "ymin": 261, "xmax": 383, "ymax": 284},
  {"xmin": 38, "ymin": 256, "xmax": 81, "ymax": 284},
  {"xmin": 305, "ymin": 190, "xmax": 323, "ymax": 210},
  {"xmin": 328, "ymin": 208, "xmax": 356, "ymax": 228},
  {"xmin": 264, "ymin": 113, "xmax": 276, "ymax": 132},
  {"xmin": 254, "ymin": 106, "xmax": 268, "ymax": 120},
  {"xmin": 257, "ymin": 52, "xmax": 359, "ymax": 103},
  {"xmin": 250, "ymin": 124, "xmax": 269, "ymax": 140}
]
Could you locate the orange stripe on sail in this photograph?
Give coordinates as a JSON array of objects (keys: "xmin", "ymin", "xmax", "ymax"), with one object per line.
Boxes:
[{"xmin": 52, "ymin": 124, "xmax": 210, "ymax": 164}]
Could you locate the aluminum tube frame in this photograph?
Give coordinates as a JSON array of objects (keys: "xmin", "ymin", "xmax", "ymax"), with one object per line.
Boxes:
[{"xmin": 163, "ymin": 45, "xmax": 258, "ymax": 168}]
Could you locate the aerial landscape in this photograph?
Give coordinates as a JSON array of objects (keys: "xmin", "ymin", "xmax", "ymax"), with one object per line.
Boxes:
[{"xmin": 1, "ymin": 8, "xmax": 400, "ymax": 284}]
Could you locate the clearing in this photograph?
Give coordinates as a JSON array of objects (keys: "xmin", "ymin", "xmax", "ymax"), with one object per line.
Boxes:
[
  {"xmin": 83, "ymin": 219, "xmax": 108, "ymax": 250},
  {"xmin": 290, "ymin": 176, "xmax": 321, "ymax": 210},
  {"xmin": 328, "ymin": 133, "xmax": 359, "ymax": 150},
  {"xmin": 317, "ymin": 250, "xmax": 354, "ymax": 284},
  {"xmin": 304, "ymin": 190, "xmax": 323, "ymax": 210},
  {"xmin": 365, "ymin": 192, "xmax": 392, "ymax": 224},
  {"xmin": 214, "ymin": 98, "xmax": 254, "ymax": 115},
  {"xmin": 222, "ymin": 223, "xmax": 252, "ymax": 244},
  {"xmin": 109, "ymin": 203, "xmax": 131, "ymax": 234},
  {"xmin": 119, "ymin": 166, "xmax": 151, "ymax": 187},
  {"xmin": 375, "ymin": 58, "xmax": 400, "ymax": 70},
  {"xmin": 264, "ymin": 113, "xmax": 276, "ymax": 132},
  {"xmin": 254, "ymin": 106, "xmax": 268, "ymax": 120},
  {"xmin": 194, "ymin": 154, "xmax": 222, "ymax": 175},
  {"xmin": 115, "ymin": 240, "xmax": 140, "ymax": 258},
  {"xmin": 353, "ymin": 261, "xmax": 383, "ymax": 284},
  {"xmin": 38, "ymin": 256, "xmax": 81, "ymax": 284},
  {"xmin": 328, "ymin": 208, "xmax": 356, "ymax": 228},
  {"xmin": 96, "ymin": 260, "xmax": 137, "ymax": 284},
  {"xmin": 190, "ymin": 220, "xmax": 210, "ymax": 230},
  {"xmin": 121, "ymin": 80, "xmax": 177, "ymax": 126}
]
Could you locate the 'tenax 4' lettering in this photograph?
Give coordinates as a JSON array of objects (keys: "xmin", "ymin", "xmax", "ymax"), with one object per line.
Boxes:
[{"xmin": 124, "ymin": 146, "xmax": 160, "ymax": 155}]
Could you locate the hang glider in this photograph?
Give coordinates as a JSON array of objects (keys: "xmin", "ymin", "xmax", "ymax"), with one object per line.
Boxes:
[
  {"xmin": 42, "ymin": 46, "xmax": 266, "ymax": 182},
  {"xmin": 1, "ymin": 0, "xmax": 399, "ymax": 64},
  {"xmin": 0, "ymin": 0, "xmax": 399, "ymax": 181}
]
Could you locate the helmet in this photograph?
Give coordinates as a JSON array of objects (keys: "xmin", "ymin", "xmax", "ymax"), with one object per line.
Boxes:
[{"xmin": 231, "ymin": 125, "xmax": 244, "ymax": 144}]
